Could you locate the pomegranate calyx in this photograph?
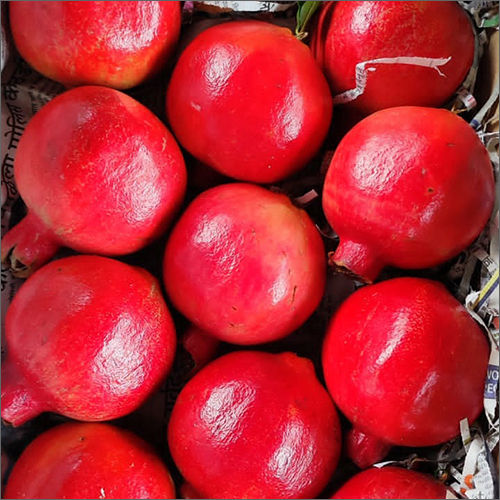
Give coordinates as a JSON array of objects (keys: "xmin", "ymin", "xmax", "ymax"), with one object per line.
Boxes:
[
  {"xmin": 330, "ymin": 239, "xmax": 383, "ymax": 284},
  {"xmin": 1, "ymin": 360, "xmax": 46, "ymax": 427},
  {"xmin": 1, "ymin": 211, "xmax": 60, "ymax": 278},
  {"xmin": 346, "ymin": 427, "xmax": 392, "ymax": 469}
]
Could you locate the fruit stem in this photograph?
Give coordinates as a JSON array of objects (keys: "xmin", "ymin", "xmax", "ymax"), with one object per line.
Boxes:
[
  {"xmin": 346, "ymin": 427, "xmax": 392, "ymax": 469},
  {"xmin": 1, "ymin": 359, "xmax": 45, "ymax": 427},
  {"xmin": 330, "ymin": 239, "xmax": 383, "ymax": 284},
  {"xmin": 1, "ymin": 211, "xmax": 60, "ymax": 277}
]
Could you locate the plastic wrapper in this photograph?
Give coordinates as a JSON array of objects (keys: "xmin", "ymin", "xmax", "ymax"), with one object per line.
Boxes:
[{"xmin": 1, "ymin": 2, "xmax": 498, "ymax": 498}]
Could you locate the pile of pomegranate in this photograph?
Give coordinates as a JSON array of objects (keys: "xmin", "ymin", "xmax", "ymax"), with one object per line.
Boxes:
[{"xmin": 1, "ymin": 1, "xmax": 496, "ymax": 499}]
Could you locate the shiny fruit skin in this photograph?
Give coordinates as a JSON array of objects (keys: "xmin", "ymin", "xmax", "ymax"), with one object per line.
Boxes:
[
  {"xmin": 322, "ymin": 277, "xmax": 489, "ymax": 447},
  {"xmin": 1, "ymin": 85, "xmax": 186, "ymax": 275},
  {"xmin": 166, "ymin": 20, "xmax": 332, "ymax": 183},
  {"xmin": 3, "ymin": 423, "xmax": 175, "ymax": 499},
  {"xmin": 312, "ymin": 1, "xmax": 474, "ymax": 114},
  {"xmin": 168, "ymin": 351, "xmax": 341, "ymax": 499},
  {"xmin": 9, "ymin": 1, "xmax": 181, "ymax": 89},
  {"xmin": 163, "ymin": 183, "xmax": 326, "ymax": 345},
  {"xmin": 331, "ymin": 467, "xmax": 447, "ymax": 499},
  {"xmin": 1, "ymin": 255, "xmax": 177, "ymax": 425},
  {"xmin": 322, "ymin": 106, "xmax": 494, "ymax": 283}
]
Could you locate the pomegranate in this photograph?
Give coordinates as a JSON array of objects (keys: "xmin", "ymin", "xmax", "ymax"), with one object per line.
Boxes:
[
  {"xmin": 312, "ymin": 1, "xmax": 474, "ymax": 114},
  {"xmin": 322, "ymin": 277, "xmax": 489, "ymax": 466},
  {"xmin": 345, "ymin": 427, "xmax": 392, "ymax": 470},
  {"xmin": 322, "ymin": 106, "xmax": 494, "ymax": 283},
  {"xmin": 1, "ymin": 86, "xmax": 186, "ymax": 277},
  {"xmin": 1, "ymin": 255, "xmax": 177, "ymax": 426},
  {"xmin": 180, "ymin": 325, "xmax": 220, "ymax": 377},
  {"xmin": 3, "ymin": 423, "xmax": 175, "ymax": 499},
  {"xmin": 331, "ymin": 467, "xmax": 448, "ymax": 499},
  {"xmin": 166, "ymin": 20, "xmax": 332, "ymax": 183},
  {"xmin": 168, "ymin": 351, "xmax": 341, "ymax": 499},
  {"xmin": 163, "ymin": 183, "xmax": 326, "ymax": 345},
  {"xmin": 9, "ymin": 1, "xmax": 181, "ymax": 89}
]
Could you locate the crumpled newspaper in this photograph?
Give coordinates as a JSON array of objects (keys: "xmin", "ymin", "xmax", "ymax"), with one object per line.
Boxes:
[
  {"xmin": 443, "ymin": 4, "xmax": 499, "ymax": 498},
  {"xmin": 194, "ymin": 1, "xmax": 294, "ymax": 13}
]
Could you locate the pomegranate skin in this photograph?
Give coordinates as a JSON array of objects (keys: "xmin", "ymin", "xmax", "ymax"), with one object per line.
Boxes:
[
  {"xmin": 9, "ymin": 1, "xmax": 181, "ymax": 89},
  {"xmin": 322, "ymin": 107, "xmax": 494, "ymax": 283},
  {"xmin": 168, "ymin": 351, "xmax": 341, "ymax": 499},
  {"xmin": 166, "ymin": 20, "xmax": 332, "ymax": 183},
  {"xmin": 163, "ymin": 183, "xmax": 326, "ymax": 345},
  {"xmin": 345, "ymin": 427, "xmax": 391, "ymax": 470},
  {"xmin": 322, "ymin": 277, "xmax": 489, "ymax": 448},
  {"xmin": 181, "ymin": 325, "xmax": 220, "ymax": 377},
  {"xmin": 1, "ymin": 255, "xmax": 177, "ymax": 426},
  {"xmin": 312, "ymin": 1, "xmax": 474, "ymax": 114},
  {"xmin": 1, "ymin": 86, "xmax": 186, "ymax": 276},
  {"xmin": 3, "ymin": 423, "xmax": 175, "ymax": 499},
  {"xmin": 331, "ymin": 467, "xmax": 447, "ymax": 499}
]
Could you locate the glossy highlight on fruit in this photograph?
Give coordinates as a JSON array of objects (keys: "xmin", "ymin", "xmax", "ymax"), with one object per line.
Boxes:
[
  {"xmin": 312, "ymin": 1, "xmax": 474, "ymax": 114},
  {"xmin": 10, "ymin": 1, "xmax": 181, "ymax": 88},
  {"xmin": 163, "ymin": 183, "xmax": 326, "ymax": 345},
  {"xmin": 168, "ymin": 351, "xmax": 341, "ymax": 499},
  {"xmin": 331, "ymin": 467, "xmax": 448, "ymax": 499},
  {"xmin": 1, "ymin": 85, "xmax": 186, "ymax": 277},
  {"xmin": 167, "ymin": 20, "xmax": 332, "ymax": 183},
  {"xmin": 322, "ymin": 106, "xmax": 494, "ymax": 283},
  {"xmin": 3, "ymin": 423, "xmax": 176, "ymax": 499},
  {"xmin": 1, "ymin": 255, "xmax": 177, "ymax": 426},
  {"xmin": 322, "ymin": 278, "xmax": 489, "ymax": 459}
]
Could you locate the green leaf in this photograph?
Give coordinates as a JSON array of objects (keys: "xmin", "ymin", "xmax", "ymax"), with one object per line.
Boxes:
[
  {"xmin": 482, "ymin": 13, "xmax": 499, "ymax": 27},
  {"xmin": 295, "ymin": 1, "xmax": 322, "ymax": 41}
]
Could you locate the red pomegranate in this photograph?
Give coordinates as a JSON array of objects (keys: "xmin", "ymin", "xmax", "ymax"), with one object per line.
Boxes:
[
  {"xmin": 312, "ymin": 1, "xmax": 474, "ymax": 114},
  {"xmin": 9, "ymin": 1, "xmax": 181, "ymax": 89},
  {"xmin": 1, "ymin": 86, "xmax": 186, "ymax": 277},
  {"xmin": 1, "ymin": 255, "xmax": 177, "ymax": 426},
  {"xmin": 166, "ymin": 20, "xmax": 332, "ymax": 183},
  {"xmin": 322, "ymin": 106, "xmax": 494, "ymax": 283},
  {"xmin": 331, "ymin": 467, "xmax": 448, "ymax": 499},
  {"xmin": 344, "ymin": 427, "xmax": 392, "ymax": 470},
  {"xmin": 3, "ymin": 423, "xmax": 175, "ymax": 499},
  {"xmin": 168, "ymin": 351, "xmax": 341, "ymax": 499},
  {"xmin": 163, "ymin": 183, "xmax": 326, "ymax": 345},
  {"xmin": 181, "ymin": 325, "xmax": 220, "ymax": 377},
  {"xmin": 322, "ymin": 278, "xmax": 489, "ymax": 467}
]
